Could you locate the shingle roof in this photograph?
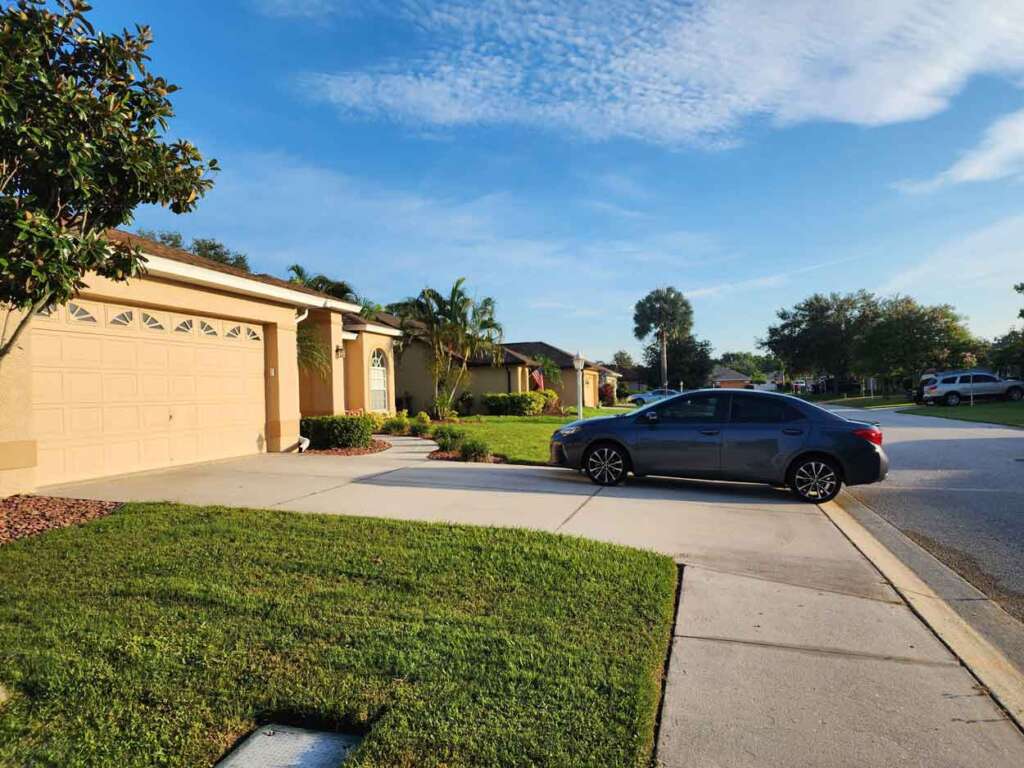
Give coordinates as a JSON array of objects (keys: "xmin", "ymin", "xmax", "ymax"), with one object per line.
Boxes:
[
  {"xmin": 711, "ymin": 365, "xmax": 751, "ymax": 382},
  {"xmin": 106, "ymin": 229, "xmax": 344, "ymax": 304},
  {"xmin": 503, "ymin": 341, "xmax": 599, "ymax": 370}
]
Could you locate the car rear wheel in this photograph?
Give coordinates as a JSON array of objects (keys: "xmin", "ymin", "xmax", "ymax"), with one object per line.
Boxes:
[
  {"xmin": 1007, "ymin": 387, "xmax": 1023, "ymax": 402},
  {"xmin": 790, "ymin": 457, "xmax": 842, "ymax": 503},
  {"xmin": 584, "ymin": 443, "xmax": 628, "ymax": 486},
  {"xmin": 944, "ymin": 392, "xmax": 961, "ymax": 407}
]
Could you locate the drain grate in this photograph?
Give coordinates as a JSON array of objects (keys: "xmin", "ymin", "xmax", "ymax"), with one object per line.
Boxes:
[{"xmin": 217, "ymin": 724, "xmax": 361, "ymax": 768}]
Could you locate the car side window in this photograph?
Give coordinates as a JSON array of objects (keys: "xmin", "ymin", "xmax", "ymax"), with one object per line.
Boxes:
[
  {"xmin": 958, "ymin": 375, "xmax": 971, "ymax": 384},
  {"xmin": 655, "ymin": 395, "xmax": 726, "ymax": 423},
  {"xmin": 974, "ymin": 374, "xmax": 997, "ymax": 383},
  {"xmin": 941, "ymin": 376, "xmax": 957, "ymax": 384},
  {"xmin": 730, "ymin": 396, "xmax": 803, "ymax": 424}
]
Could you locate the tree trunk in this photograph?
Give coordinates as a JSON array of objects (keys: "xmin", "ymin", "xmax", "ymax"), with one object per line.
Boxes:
[{"xmin": 660, "ymin": 330, "xmax": 668, "ymax": 389}]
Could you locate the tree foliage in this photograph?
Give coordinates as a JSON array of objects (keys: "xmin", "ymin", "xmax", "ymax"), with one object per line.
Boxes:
[
  {"xmin": 716, "ymin": 351, "xmax": 779, "ymax": 378},
  {"xmin": 136, "ymin": 229, "xmax": 249, "ymax": 272},
  {"xmin": 0, "ymin": 0, "xmax": 217, "ymax": 359},
  {"xmin": 1016, "ymin": 282, "xmax": 1024, "ymax": 321},
  {"xmin": 611, "ymin": 350, "xmax": 634, "ymax": 369},
  {"xmin": 390, "ymin": 278, "xmax": 503, "ymax": 418},
  {"xmin": 533, "ymin": 354, "xmax": 562, "ymax": 387},
  {"xmin": 642, "ymin": 334, "xmax": 713, "ymax": 390},
  {"xmin": 634, "ymin": 287, "xmax": 693, "ymax": 388},
  {"xmin": 287, "ymin": 264, "xmax": 359, "ymax": 303}
]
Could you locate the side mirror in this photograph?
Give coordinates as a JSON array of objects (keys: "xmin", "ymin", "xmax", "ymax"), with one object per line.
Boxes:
[{"xmin": 643, "ymin": 410, "xmax": 658, "ymax": 423}]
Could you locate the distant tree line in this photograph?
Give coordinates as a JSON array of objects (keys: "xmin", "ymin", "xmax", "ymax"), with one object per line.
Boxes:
[{"xmin": 759, "ymin": 288, "xmax": 1024, "ymax": 392}]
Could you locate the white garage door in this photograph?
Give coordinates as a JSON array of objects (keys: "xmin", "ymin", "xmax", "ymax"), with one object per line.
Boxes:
[{"xmin": 31, "ymin": 298, "xmax": 267, "ymax": 485}]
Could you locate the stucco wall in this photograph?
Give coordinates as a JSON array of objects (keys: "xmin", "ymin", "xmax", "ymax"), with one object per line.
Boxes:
[
  {"xmin": 0, "ymin": 309, "xmax": 36, "ymax": 495},
  {"xmin": 343, "ymin": 331, "xmax": 396, "ymax": 413},
  {"xmin": 394, "ymin": 341, "xmax": 436, "ymax": 415},
  {"xmin": 299, "ymin": 309, "xmax": 347, "ymax": 417},
  {"xmin": 555, "ymin": 369, "xmax": 600, "ymax": 409}
]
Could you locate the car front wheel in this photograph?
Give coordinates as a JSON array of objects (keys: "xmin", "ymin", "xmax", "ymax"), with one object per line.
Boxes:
[
  {"xmin": 790, "ymin": 457, "xmax": 842, "ymax": 503},
  {"xmin": 584, "ymin": 443, "xmax": 628, "ymax": 486},
  {"xmin": 1007, "ymin": 387, "xmax": 1023, "ymax": 402}
]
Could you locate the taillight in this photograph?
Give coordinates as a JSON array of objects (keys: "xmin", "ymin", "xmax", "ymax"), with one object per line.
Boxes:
[
  {"xmin": 853, "ymin": 427, "xmax": 883, "ymax": 446},
  {"xmin": 926, "ymin": 385, "xmax": 938, "ymax": 391}
]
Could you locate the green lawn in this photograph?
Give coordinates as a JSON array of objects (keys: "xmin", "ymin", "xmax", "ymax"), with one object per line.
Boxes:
[
  {"xmin": 900, "ymin": 400, "xmax": 1024, "ymax": 427},
  {"xmin": 458, "ymin": 409, "xmax": 629, "ymax": 465},
  {"xmin": 0, "ymin": 504, "xmax": 676, "ymax": 767}
]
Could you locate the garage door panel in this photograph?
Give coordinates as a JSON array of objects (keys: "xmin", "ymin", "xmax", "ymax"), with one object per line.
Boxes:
[
  {"xmin": 102, "ymin": 338, "xmax": 138, "ymax": 369},
  {"xmin": 105, "ymin": 405, "xmax": 141, "ymax": 433},
  {"xmin": 32, "ymin": 300, "xmax": 268, "ymax": 486},
  {"xmin": 66, "ymin": 372, "xmax": 103, "ymax": 403},
  {"xmin": 103, "ymin": 373, "xmax": 139, "ymax": 402},
  {"xmin": 69, "ymin": 407, "xmax": 102, "ymax": 435}
]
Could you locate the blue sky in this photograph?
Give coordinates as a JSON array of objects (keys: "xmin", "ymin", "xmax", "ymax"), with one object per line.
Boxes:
[{"xmin": 99, "ymin": 1, "xmax": 1024, "ymax": 361}]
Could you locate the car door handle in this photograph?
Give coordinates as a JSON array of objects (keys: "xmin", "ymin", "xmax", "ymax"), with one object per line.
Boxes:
[
  {"xmin": 782, "ymin": 428, "xmax": 804, "ymax": 436},
  {"xmin": 699, "ymin": 429, "xmax": 720, "ymax": 436}
]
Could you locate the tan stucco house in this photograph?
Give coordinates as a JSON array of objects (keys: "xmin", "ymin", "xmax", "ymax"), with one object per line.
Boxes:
[
  {"xmin": 502, "ymin": 342, "xmax": 602, "ymax": 409},
  {"xmin": 0, "ymin": 230, "xmax": 395, "ymax": 495}
]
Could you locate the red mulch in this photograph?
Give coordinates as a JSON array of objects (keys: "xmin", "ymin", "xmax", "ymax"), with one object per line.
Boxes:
[
  {"xmin": 428, "ymin": 450, "xmax": 506, "ymax": 464},
  {"xmin": 304, "ymin": 439, "xmax": 392, "ymax": 456},
  {"xmin": 0, "ymin": 495, "xmax": 121, "ymax": 545}
]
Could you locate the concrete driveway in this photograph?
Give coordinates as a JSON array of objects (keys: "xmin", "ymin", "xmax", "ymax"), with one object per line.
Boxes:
[{"xmin": 39, "ymin": 436, "xmax": 1024, "ymax": 767}]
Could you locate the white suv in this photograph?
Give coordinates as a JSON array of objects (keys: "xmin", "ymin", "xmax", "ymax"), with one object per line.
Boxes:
[{"xmin": 921, "ymin": 370, "xmax": 1023, "ymax": 406}]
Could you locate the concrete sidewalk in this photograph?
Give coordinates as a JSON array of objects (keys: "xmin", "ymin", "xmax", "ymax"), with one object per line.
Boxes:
[{"xmin": 41, "ymin": 438, "xmax": 1024, "ymax": 767}]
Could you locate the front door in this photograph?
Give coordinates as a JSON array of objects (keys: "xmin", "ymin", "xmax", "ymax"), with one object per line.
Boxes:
[
  {"xmin": 721, "ymin": 393, "xmax": 808, "ymax": 482},
  {"xmin": 633, "ymin": 393, "xmax": 728, "ymax": 478}
]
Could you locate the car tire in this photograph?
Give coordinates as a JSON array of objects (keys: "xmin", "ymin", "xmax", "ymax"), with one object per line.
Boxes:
[
  {"xmin": 633, "ymin": 398, "xmax": 646, "ymax": 407},
  {"xmin": 1007, "ymin": 387, "xmax": 1023, "ymax": 402},
  {"xmin": 944, "ymin": 392, "xmax": 961, "ymax": 407},
  {"xmin": 584, "ymin": 443, "xmax": 628, "ymax": 486},
  {"xmin": 789, "ymin": 456, "xmax": 842, "ymax": 503}
]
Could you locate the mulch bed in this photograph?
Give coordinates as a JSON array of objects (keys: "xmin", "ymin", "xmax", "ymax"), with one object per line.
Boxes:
[
  {"xmin": 0, "ymin": 495, "xmax": 120, "ymax": 545},
  {"xmin": 428, "ymin": 450, "xmax": 507, "ymax": 464},
  {"xmin": 304, "ymin": 438, "xmax": 391, "ymax": 456}
]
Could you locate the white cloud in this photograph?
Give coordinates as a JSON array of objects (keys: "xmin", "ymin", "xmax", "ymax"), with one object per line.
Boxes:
[
  {"xmin": 896, "ymin": 108, "xmax": 1024, "ymax": 193},
  {"xmin": 293, "ymin": 0, "xmax": 1024, "ymax": 146},
  {"xmin": 684, "ymin": 255, "xmax": 861, "ymax": 299},
  {"xmin": 880, "ymin": 214, "xmax": 1024, "ymax": 302}
]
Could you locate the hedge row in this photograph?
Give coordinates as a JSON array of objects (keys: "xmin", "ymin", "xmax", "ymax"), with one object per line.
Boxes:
[
  {"xmin": 300, "ymin": 415, "xmax": 375, "ymax": 449},
  {"xmin": 481, "ymin": 391, "xmax": 547, "ymax": 416}
]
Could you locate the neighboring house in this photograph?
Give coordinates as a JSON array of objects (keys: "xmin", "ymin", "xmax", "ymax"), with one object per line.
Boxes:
[
  {"xmin": 0, "ymin": 230, "xmax": 395, "ymax": 495},
  {"xmin": 380, "ymin": 312, "xmax": 538, "ymax": 414},
  {"xmin": 606, "ymin": 364, "xmax": 643, "ymax": 392},
  {"xmin": 710, "ymin": 365, "xmax": 752, "ymax": 389},
  {"xmin": 502, "ymin": 342, "xmax": 602, "ymax": 409}
]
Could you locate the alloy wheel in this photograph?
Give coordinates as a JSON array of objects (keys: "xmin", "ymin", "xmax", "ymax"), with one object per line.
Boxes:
[
  {"xmin": 946, "ymin": 393, "xmax": 961, "ymax": 407},
  {"xmin": 793, "ymin": 460, "xmax": 839, "ymax": 502},
  {"xmin": 1009, "ymin": 388, "xmax": 1023, "ymax": 402},
  {"xmin": 586, "ymin": 446, "xmax": 626, "ymax": 485}
]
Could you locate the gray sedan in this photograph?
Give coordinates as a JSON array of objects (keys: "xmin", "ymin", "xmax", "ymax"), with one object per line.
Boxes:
[{"xmin": 550, "ymin": 389, "xmax": 888, "ymax": 502}]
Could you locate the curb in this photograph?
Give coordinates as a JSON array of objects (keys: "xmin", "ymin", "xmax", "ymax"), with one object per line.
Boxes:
[{"xmin": 821, "ymin": 494, "xmax": 1024, "ymax": 729}]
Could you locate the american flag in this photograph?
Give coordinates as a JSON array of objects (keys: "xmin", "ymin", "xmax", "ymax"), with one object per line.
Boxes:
[{"xmin": 531, "ymin": 368, "xmax": 545, "ymax": 389}]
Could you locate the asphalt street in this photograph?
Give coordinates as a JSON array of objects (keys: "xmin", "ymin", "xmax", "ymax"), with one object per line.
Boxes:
[{"xmin": 829, "ymin": 405, "xmax": 1024, "ymax": 611}]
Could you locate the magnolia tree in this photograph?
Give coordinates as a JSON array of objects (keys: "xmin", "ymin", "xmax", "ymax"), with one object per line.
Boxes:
[{"xmin": 0, "ymin": 0, "xmax": 217, "ymax": 361}]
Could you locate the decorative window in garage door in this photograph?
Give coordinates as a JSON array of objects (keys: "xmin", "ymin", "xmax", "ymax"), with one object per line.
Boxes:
[
  {"xmin": 142, "ymin": 312, "xmax": 165, "ymax": 331},
  {"xmin": 200, "ymin": 320, "xmax": 218, "ymax": 337},
  {"xmin": 175, "ymin": 318, "xmax": 194, "ymax": 334},
  {"xmin": 369, "ymin": 348, "xmax": 388, "ymax": 411},
  {"xmin": 68, "ymin": 303, "xmax": 96, "ymax": 323},
  {"xmin": 246, "ymin": 326, "xmax": 261, "ymax": 342},
  {"xmin": 109, "ymin": 310, "xmax": 134, "ymax": 327},
  {"xmin": 226, "ymin": 325, "xmax": 242, "ymax": 339}
]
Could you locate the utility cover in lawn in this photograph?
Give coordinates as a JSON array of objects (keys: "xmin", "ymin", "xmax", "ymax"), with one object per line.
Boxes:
[{"xmin": 0, "ymin": 503, "xmax": 676, "ymax": 768}]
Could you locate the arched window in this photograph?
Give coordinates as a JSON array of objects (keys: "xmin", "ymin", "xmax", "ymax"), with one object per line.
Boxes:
[{"xmin": 369, "ymin": 348, "xmax": 388, "ymax": 411}]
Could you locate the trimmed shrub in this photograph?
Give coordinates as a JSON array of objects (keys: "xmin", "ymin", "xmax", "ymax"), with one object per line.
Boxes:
[
  {"xmin": 301, "ymin": 415, "xmax": 374, "ymax": 450},
  {"xmin": 459, "ymin": 436, "xmax": 491, "ymax": 462},
  {"xmin": 456, "ymin": 391, "xmax": 474, "ymax": 416},
  {"xmin": 599, "ymin": 382, "xmax": 616, "ymax": 406},
  {"xmin": 381, "ymin": 410, "xmax": 410, "ymax": 435},
  {"xmin": 482, "ymin": 391, "xmax": 546, "ymax": 416},
  {"xmin": 432, "ymin": 425, "xmax": 467, "ymax": 452},
  {"xmin": 409, "ymin": 411, "xmax": 432, "ymax": 437}
]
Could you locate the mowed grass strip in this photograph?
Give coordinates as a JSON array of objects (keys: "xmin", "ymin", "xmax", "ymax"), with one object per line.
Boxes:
[
  {"xmin": 900, "ymin": 400, "xmax": 1024, "ymax": 427},
  {"xmin": 0, "ymin": 503, "xmax": 676, "ymax": 767},
  {"xmin": 457, "ymin": 409, "xmax": 631, "ymax": 465}
]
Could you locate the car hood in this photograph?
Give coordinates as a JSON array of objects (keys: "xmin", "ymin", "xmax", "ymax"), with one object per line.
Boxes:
[{"xmin": 560, "ymin": 415, "xmax": 622, "ymax": 431}]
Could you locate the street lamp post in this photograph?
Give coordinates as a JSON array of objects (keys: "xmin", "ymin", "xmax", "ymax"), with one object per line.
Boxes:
[{"xmin": 573, "ymin": 351, "xmax": 585, "ymax": 417}]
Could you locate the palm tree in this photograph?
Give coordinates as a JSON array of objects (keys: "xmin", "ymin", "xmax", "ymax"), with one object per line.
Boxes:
[
  {"xmin": 634, "ymin": 287, "xmax": 693, "ymax": 389},
  {"xmin": 391, "ymin": 278, "xmax": 503, "ymax": 417},
  {"xmin": 287, "ymin": 264, "xmax": 360, "ymax": 304}
]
